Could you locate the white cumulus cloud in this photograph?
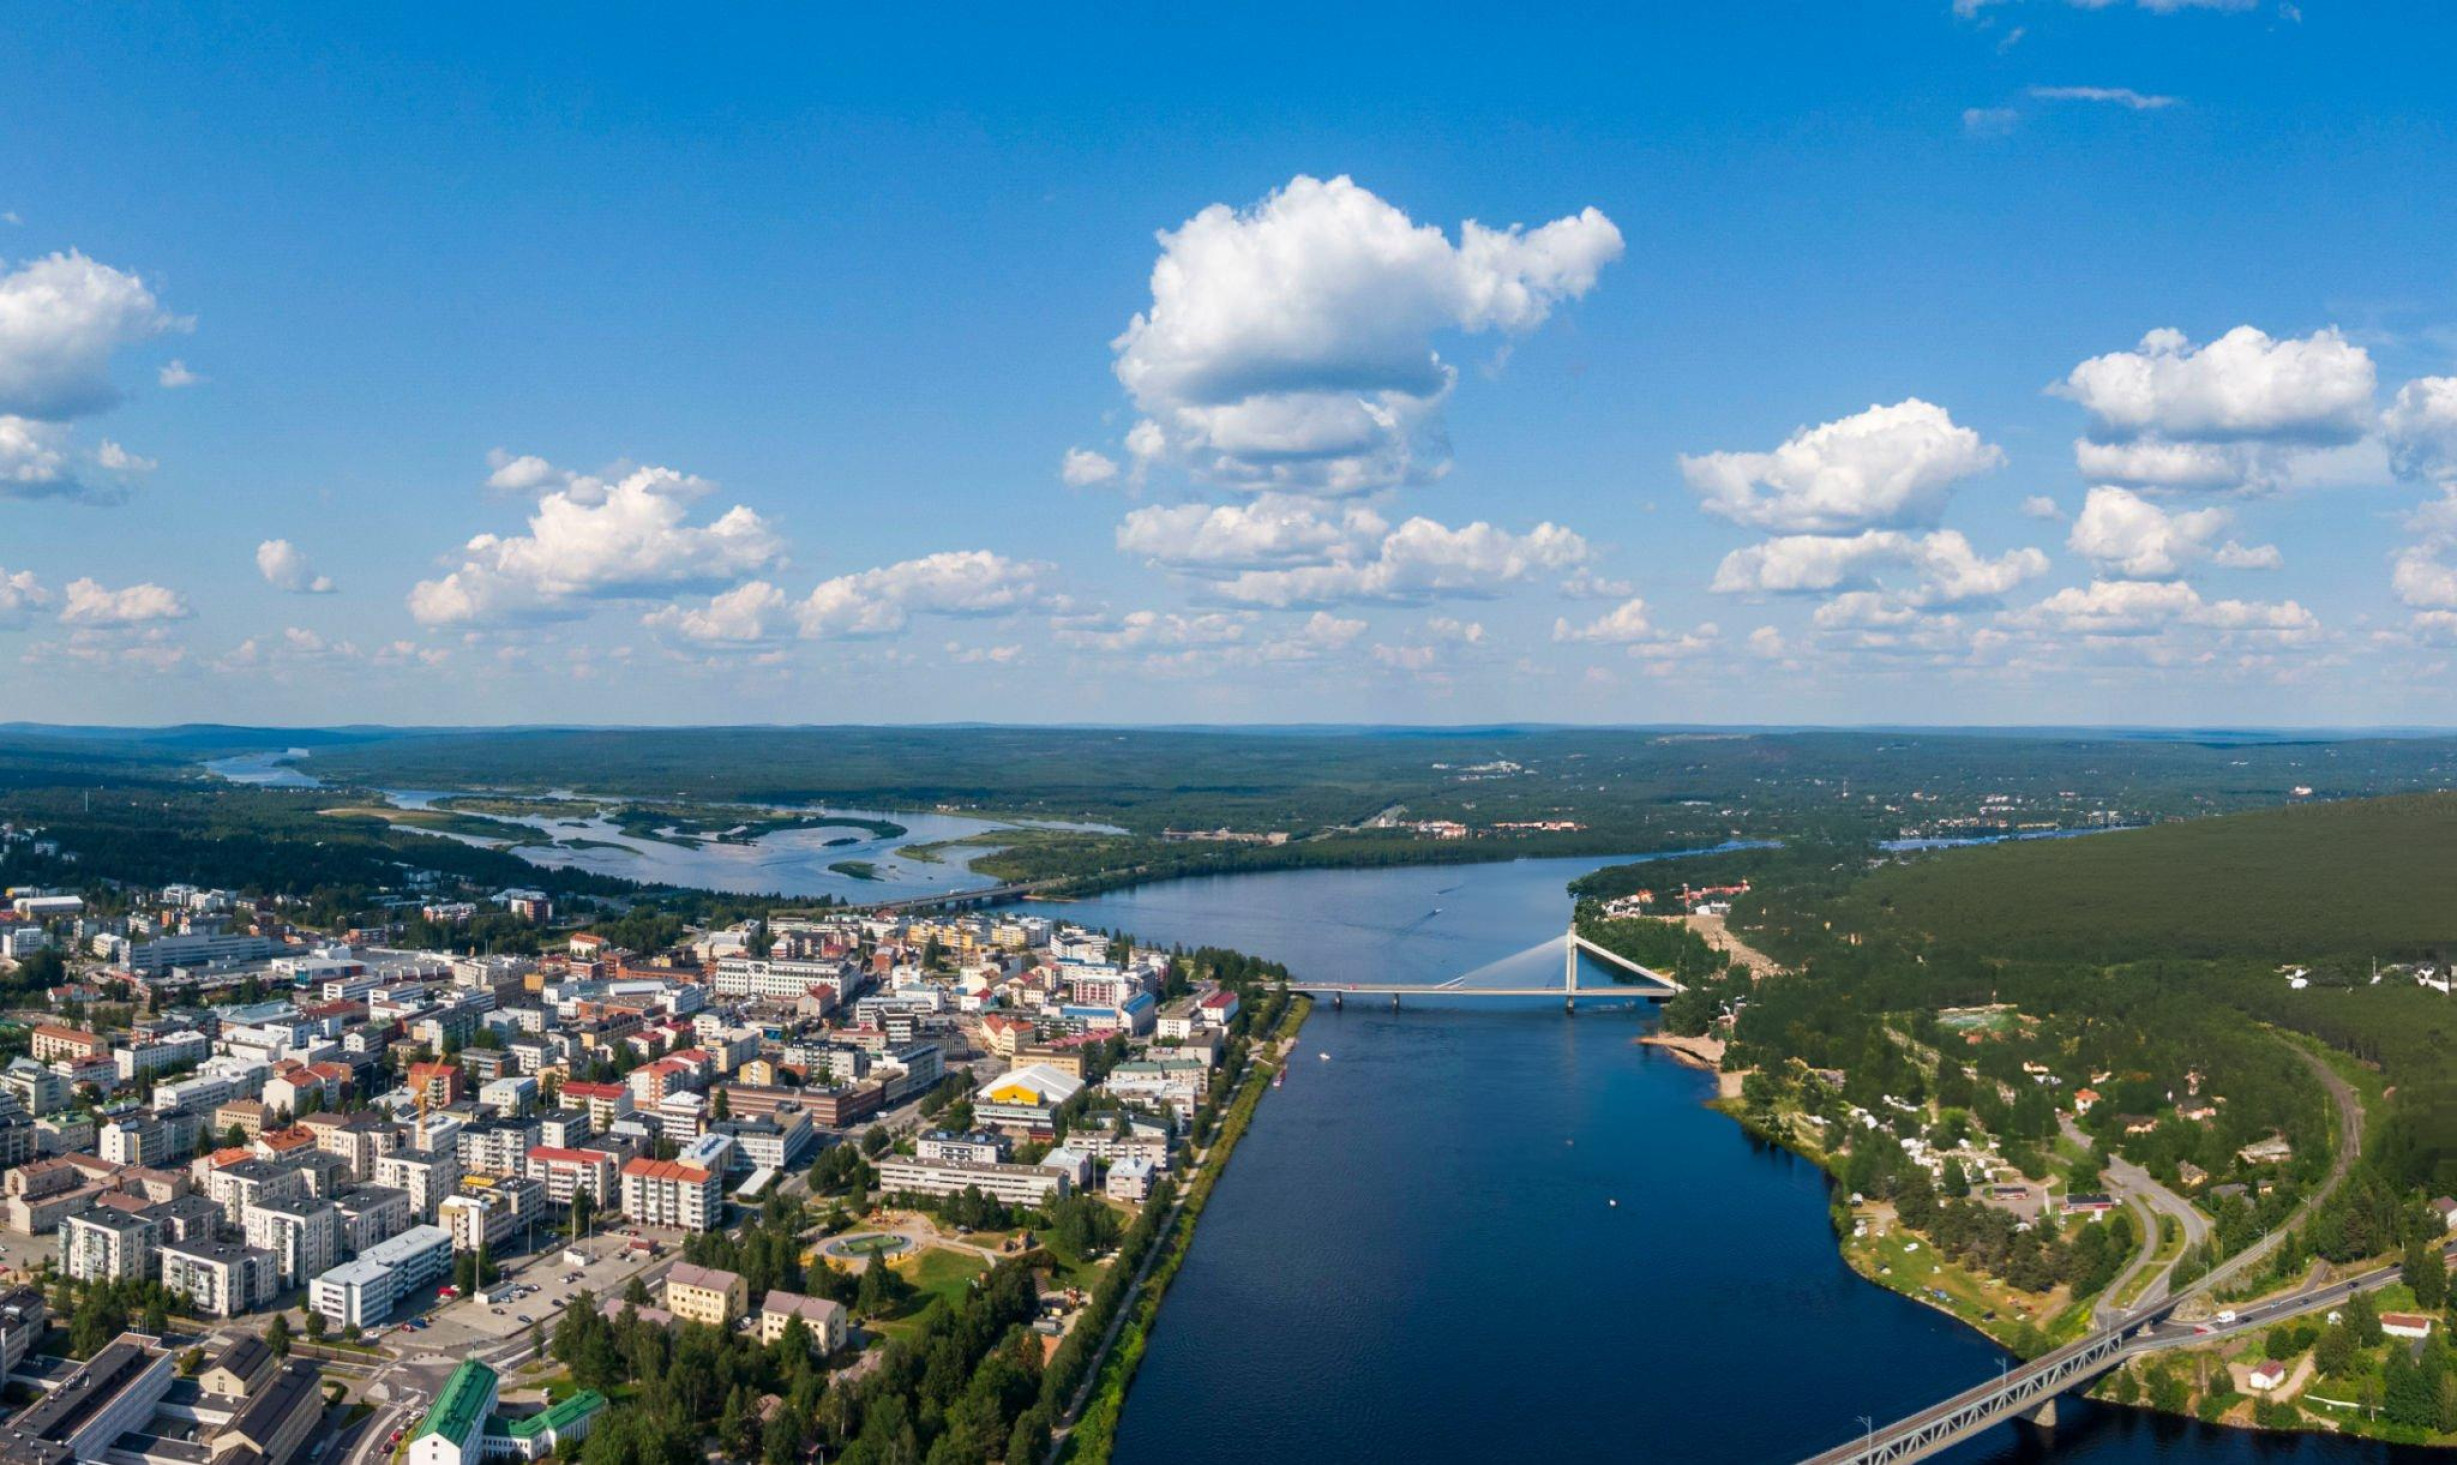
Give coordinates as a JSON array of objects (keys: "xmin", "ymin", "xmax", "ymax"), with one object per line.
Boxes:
[
  {"xmin": 2066, "ymin": 486, "xmax": 2278, "ymax": 578},
  {"xmin": 641, "ymin": 580, "xmax": 793, "ymax": 644},
  {"xmin": 1552, "ymin": 598, "xmax": 1656, "ymax": 644},
  {"xmin": 1108, "ymin": 174, "xmax": 1622, "ymax": 495},
  {"xmin": 0, "ymin": 415, "xmax": 77, "ymax": 499},
  {"xmin": 0, "ymin": 251, "xmax": 183, "ymax": 421},
  {"xmin": 795, "ymin": 550, "xmax": 1050, "ymax": 639},
  {"xmin": 256, "ymin": 539, "xmax": 336, "ymax": 594},
  {"xmin": 481, "ymin": 450, "xmax": 716, "ymax": 507},
  {"xmin": 1681, "ymin": 399, "xmax": 2004, "ymax": 533},
  {"xmin": 1213, "ymin": 517, "xmax": 1590, "ymax": 607},
  {"xmin": 1116, "ymin": 494, "xmax": 1385, "ymax": 572},
  {"xmin": 58, "ymin": 576, "xmax": 189, "ymax": 627},
  {"xmin": 410, "ymin": 458, "xmax": 783, "ymax": 626},
  {"xmin": 0, "ymin": 568, "xmax": 50, "ymax": 626},
  {"xmin": 2056, "ymin": 326, "xmax": 2376, "ymax": 446},
  {"xmin": 2009, "ymin": 578, "xmax": 2315, "ymax": 638},
  {"xmin": 1059, "ymin": 448, "xmax": 1121, "ymax": 489},
  {"xmin": 1056, "ymin": 610, "xmax": 1253, "ymax": 653},
  {"xmin": 1710, "ymin": 529, "xmax": 2048, "ymax": 606},
  {"xmin": 2384, "ymin": 377, "xmax": 2457, "ymax": 484}
]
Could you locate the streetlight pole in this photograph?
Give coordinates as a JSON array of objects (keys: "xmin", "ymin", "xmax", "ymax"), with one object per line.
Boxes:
[{"xmin": 1858, "ymin": 1413, "xmax": 1874, "ymax": 1459}]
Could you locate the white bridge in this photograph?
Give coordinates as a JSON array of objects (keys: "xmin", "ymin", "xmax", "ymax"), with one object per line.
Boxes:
[{"xmin": 1282, "ymin": 926, "xmax": 1681, "ymax": 1009}]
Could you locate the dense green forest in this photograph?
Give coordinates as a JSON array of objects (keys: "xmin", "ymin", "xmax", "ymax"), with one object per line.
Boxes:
[
  {"xmin": 291, "ymin": 725, "xmax": 2457, "ymax": 838},
  {"xmin": 1837, "ymin": 794, "xmax": 2457, "ymax": 965},
  {"xmin": 1595, "ymin": 791, "xmax": 2457, "ymax": 1199}
]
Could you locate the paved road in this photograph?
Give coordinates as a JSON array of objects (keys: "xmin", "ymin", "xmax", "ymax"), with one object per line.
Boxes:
[
  {"xmin": 2169, "ymin": 1040, "xmax": 2364, "ymax": 1311},
  {"xmin": 2058, "ymin": 1114, "xmax": 2204, "ymax": 1326},
  {"xmin": 2093, "ymin": 1197, "xmax": 2165, "ymax": 1329},
  {"xmin": 1811, "ymin": 1039, "xmax": 2374, "ymax": 1463}
]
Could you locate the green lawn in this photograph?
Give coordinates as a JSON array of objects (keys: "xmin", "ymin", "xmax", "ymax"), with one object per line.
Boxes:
[
  {"xmin": 869, "ymin": 1246, "xmax": 992, "ymax": 1339},
  {"xmin": 1843, "ymin": 1224, "xmax": 2062, "ymax": 1352}
]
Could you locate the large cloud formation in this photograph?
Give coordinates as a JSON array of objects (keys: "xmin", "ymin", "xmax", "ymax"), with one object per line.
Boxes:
[
  {"xmin": 2066, "ymin": 486, "xmax": 2279, "ymax": 578},
  {"xmin": 0, "ymin": 251, "xmax": 180, "ymax": 421},
  {"xmin": 0, "ymin": 252, "xmax": 182, "ymax": 501},
  {"xmin": 1682, "ymin": 399, "xmax": 2004, "ymax": 534},
  {"xmin": 2055, "ymin": 326, "xmax": 2377, "ymax": 492},
  {"xmin": 1115, "ymin": 495, "xmax": 1387, "ymax": 572},
  {"xmin": 1107, "ymin": 174, "xmax": 1622, "ymax": 494},
  {"xmin": 58, "ymin": 576, "xmax": 190, "ymax": 628},
  {"xmin": 411, "ymin": 456, "xmax": 784, "ymax": 625},
  {"xmin": 1711, "ymin": 529, "xmax": 2047, "ymax": 605},
  {"xmin": 793, "ymin": 550, "xmax": 1051, "ymax": 639}
]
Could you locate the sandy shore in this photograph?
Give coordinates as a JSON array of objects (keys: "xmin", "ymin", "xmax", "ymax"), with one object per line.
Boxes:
[
  {"xmin": 1640, "ymin": 1031, "xmax": 1743, "ymax": 1097},
  {"xmin": 1640, "ymin": 1030, "xmax": 1724, "ymax": 1067}
]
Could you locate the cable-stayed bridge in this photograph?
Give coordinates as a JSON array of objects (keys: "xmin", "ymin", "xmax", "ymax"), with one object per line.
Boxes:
[{"xmin": 1280, "ymin": 926, "xmax": 1680, "ymax": 1009}]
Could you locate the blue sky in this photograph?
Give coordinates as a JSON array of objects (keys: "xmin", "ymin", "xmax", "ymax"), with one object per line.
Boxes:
[{"xmin": 7, "ymin": 1, "xmax": 2457, "ymax": 726}]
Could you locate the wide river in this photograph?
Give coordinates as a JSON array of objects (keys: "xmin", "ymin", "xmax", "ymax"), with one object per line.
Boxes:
[
  {"xmin": 1053, "ymin": 856, "xmax": 2425, "ymax": 1465},
  {"xmin": 195, "ymin": 756, "xmax": 2430, "ymax": 1459}
]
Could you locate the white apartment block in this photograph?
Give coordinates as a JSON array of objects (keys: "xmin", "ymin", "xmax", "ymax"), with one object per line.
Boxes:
[
  {"xmin": 242, "ymin": 1198, "xmax": 342, "ymax": 1287},
  {"xmin": 618, "ymin": 1158, "xmax": 720, "ymax": 1233}
]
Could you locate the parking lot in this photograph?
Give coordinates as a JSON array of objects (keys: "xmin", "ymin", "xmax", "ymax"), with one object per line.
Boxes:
[{"xmin": 379, "ymin": 1222, "xmax": 688, "ymax": 1358}]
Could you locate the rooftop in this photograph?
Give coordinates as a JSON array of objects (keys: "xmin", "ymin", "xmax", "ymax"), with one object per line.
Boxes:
[
  {"xmin": 759, "ymin": 1290, "xmax": 844, "ymax": 1325},
  {"xmin": 620, "ymin": 1158, "xmax": 713, "ymax": 1183},
  {"xmin": 666, "ymin": 1263, "xmax": 741, "ymax": 1293},
  {"xmin": 225, "ymin": 1361, "xmax": 321, "ymax": 1451},
  {"xmin": 499, "ymin": 1391, "xmax": 607, "ymax": 1440},
  {"xmin": 410, "ymin": 1359, "xmax": 496, "ymax": 1449}
]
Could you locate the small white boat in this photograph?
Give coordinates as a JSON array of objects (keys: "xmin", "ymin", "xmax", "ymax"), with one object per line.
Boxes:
[
  {"xmin": 1608, "ymin": 1198, "xmax": 1619, "ymax": 1208},
  {"xmin": 1317, "ymin": 1051, "xmax": 1331, "ymax": 1061}
]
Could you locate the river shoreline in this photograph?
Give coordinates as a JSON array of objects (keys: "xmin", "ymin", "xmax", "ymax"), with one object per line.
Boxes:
[
  {"xmin": 1638, "ymin": 1031, "xmax": 1745, "ymax": 1099},
  {"xmin": 1674, "ymin": 1047, "xmax": 2390, "ymax": 1451}
]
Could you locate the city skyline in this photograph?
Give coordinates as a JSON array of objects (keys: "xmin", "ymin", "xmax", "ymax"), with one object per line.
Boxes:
[{"xmin": 8, "ymin": 3, "xmax": 2457, "ymax": 726}]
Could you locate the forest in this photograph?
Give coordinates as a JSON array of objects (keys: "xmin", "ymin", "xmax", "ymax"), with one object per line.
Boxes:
[
  {"xmin": 280, "ymin": 724, "xmax": 2457, "ymax": 840},
  {"xmin": 1837, "ymin": 793, "xmax": 2457, "ymax": 965},
  {"xmin": 1583, "ymin": 789, "xmax": 2457, "ymax": 1204}
]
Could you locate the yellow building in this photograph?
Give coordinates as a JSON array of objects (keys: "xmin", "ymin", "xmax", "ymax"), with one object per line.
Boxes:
[{"xmin": 663, "ymin": 1263, "xmax": 746, "ymax": 1326}]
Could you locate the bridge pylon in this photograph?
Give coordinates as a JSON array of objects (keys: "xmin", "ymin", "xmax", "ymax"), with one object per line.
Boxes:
[{"xmin": 1564, "ymin": 925, "xmax": 1578, "ymax": 1012}]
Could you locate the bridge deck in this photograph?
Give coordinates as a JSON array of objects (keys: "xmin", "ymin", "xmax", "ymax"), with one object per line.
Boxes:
[
  {"xmin": 1285, "ymin": 983, "xmax": 1666, "ymax": 999},
  {"xmin": 1284, "ymin": 927, "xmax": 1680, "ymax": 999}
]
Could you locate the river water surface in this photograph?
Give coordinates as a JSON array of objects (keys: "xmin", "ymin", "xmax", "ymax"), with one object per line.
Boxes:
[
  {"xmin": 1054, "ymin": 857, "xmax": 2427, "ymax": 1465},
  {"xmin": 196, "ymin": 755, "xmax": 2431, "ymax": 1460}
]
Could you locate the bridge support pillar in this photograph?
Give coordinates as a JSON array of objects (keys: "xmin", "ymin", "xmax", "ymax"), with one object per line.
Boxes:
[
  {"xmin": 1331, "ymin": 992, "xmax": 1343, "ymax": 1011},
  {"xmin": 2017, "ymin": 1397, "xmax": 2059, "ymax": 1429},
  {"xmin": 1391, "ymin": 993, "xmax": 1401, "ymax": 1012}
]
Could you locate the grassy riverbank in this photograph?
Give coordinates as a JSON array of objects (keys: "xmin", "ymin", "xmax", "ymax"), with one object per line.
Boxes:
[{"xmin": 1058, "ymin": 995, "xmax": 1310, "ymax": 1464}]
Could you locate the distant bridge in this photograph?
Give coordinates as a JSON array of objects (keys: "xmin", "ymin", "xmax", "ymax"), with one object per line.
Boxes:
[
  {"xmin": 863, "ymin": 876, "xmax": 1080, "ymax": 914},
  {"xmin": 1282, "ymin": 927, "xmax": 1680, "ymax": 1009}
]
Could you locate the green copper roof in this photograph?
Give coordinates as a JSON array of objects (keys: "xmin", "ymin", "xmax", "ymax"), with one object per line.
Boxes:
[
  {"xmin": 410, "ymin": 1359, "xmax": 497, "ymax": 1447},
  {"xmin": 501, "ymin": 1391, "xmax": 607, "ymax": 1439}
]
